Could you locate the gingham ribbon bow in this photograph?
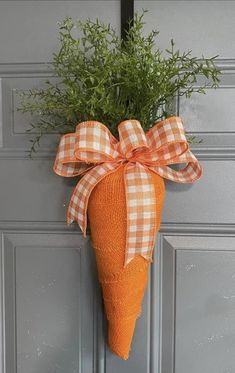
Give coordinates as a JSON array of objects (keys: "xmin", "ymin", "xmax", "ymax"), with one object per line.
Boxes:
[{"xmin": 54, "ymin": 116, "xmax": 202, "ymax": 266}]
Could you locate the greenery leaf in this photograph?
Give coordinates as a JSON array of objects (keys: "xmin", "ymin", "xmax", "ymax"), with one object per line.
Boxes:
[{"xmin": 17, "ymin": 11, "xmax": 221, "ymax": 155}]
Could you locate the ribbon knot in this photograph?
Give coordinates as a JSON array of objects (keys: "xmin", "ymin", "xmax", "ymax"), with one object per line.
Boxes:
[{"xmin": 54, "ymin": 117, "xmax": 202, "ymax": 266}]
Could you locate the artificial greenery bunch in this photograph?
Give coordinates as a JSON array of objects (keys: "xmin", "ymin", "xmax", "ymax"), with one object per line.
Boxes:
[{"xmin": 18, "ymin": 11, "xmax": 220, "ymax": 153}]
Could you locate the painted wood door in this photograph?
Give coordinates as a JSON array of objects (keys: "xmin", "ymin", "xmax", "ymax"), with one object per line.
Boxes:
[
  {"xmin": 0, "ymin": 1, "xmax": 235, "ymax": 373},
  {"xmin": 134, "ymin": 1, "xmax": 235, "ymax": 372}
]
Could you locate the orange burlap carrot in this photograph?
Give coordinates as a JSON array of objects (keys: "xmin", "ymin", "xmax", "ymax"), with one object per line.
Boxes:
[
  {"xmin": 53, "ymin": 117, "xmax": 202, "ymax": 360},
  {"xmin": 88, "ymin": 165, "xmax": 165, "ymax": 359}
]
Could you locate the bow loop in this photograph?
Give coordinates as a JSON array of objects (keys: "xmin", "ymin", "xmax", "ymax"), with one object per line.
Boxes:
[
  {"xmin": 142, "ymin": 116, "xmax": 189, "ymax": 164},
  {"xmin": 147, "ymin": 116, "xmax": 186, "ymax": 148},
  {"xmin": 74, "ymin": 121, "xmax": 120, "ymax": 163},
  {"xmin": 118, "ymin": 120, "xmax": 149, "ymax": 159},
  {"xmin": 54, "ymin": 132, "xmax": 91, "ymax": 177}
]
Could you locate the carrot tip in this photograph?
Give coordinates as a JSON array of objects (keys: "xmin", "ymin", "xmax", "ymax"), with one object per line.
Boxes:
[
  {"xmin": 108, "ymin": 346, "xmax": 129, "ymax": 360},
  {"xmin": 108, "ymin": 317, "xmax": 137, "ymax": 360}
]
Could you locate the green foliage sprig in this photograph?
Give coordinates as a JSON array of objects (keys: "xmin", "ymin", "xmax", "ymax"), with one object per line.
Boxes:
[{"xmin": 17, "ymin": 11, "xmax": 220, "ymax": 154}]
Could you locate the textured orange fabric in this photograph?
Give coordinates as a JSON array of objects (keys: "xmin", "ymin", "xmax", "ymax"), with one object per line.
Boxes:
[
  {"xmin": 88, "ymin": 164, "xmax": 165, "ymax": 360},
  {"xmin": 53, "ymin": 117, "xmax": 202, "ymax": 266}
]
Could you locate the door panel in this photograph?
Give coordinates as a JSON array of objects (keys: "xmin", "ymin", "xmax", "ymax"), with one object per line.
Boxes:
[
  {"xmin": 161, "ymin": 236, "xmax": 235, "ymax": 373},
  {"xmin": 2, "ymin": 232, "xmax": 99, "ymax": 373},
  {"xmin": 134, "ymin": 1, "xmax": 235, "ymax": 57},
  {"xmin": 0, "ymin": 1, "xmax": 120, "ymax": 63}
]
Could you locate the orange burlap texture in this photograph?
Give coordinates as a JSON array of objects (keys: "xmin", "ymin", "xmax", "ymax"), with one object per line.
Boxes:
[{"xmin": 88, "ymin": 164, "xmax": 165, "ymax": 360}]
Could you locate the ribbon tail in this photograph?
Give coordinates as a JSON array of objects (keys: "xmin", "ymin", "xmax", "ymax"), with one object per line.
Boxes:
[
  {"xmin": 67, "ymin": 162, "xmax": 121, "ymax": 236},
  {"xmin": 149, "ymin": 150, "xmax": 202, "ymax": 183},
  {"xmin": 124, "ymin": 163, "xmax": 157, "ymax": 267}
]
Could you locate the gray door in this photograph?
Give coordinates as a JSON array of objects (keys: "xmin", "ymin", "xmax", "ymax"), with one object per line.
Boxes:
[{"xmin": 0, "ymin": 1, "xmax": 235, "ymax": 372}]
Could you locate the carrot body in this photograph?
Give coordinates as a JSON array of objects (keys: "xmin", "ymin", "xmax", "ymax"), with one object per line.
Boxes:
[{"xmin": 88, "ymin": 165, "xmax": 165, "ymax": 360}]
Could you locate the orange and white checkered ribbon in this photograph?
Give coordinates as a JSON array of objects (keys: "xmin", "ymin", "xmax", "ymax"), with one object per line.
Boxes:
[{"xmin": 54, "ymin": 117, "xmax": 202, "ymax": 266}]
